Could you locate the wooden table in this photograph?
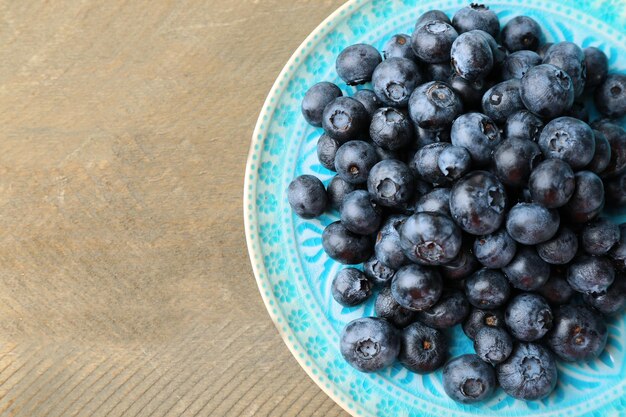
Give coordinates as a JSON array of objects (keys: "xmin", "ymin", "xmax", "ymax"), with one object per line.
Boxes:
[{"xmin": 0, "ymin": 1, "xmax": 347, "ymax": 415}]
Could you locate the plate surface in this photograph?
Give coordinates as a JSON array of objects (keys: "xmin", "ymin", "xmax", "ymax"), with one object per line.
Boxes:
[{"xmin": 244, "ymin": 1, "xmax": 626, "ymax": 416}]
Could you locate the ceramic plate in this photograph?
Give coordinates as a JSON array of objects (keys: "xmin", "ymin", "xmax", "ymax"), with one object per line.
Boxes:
[{"xmin": 244, "ymin": 1, "xmax": 626, "ymax": 416}]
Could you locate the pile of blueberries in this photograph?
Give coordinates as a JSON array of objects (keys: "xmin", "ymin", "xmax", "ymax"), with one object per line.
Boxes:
[{"xmin": 286, "ymin": 3, "xmax": 626, "ymax": 404}]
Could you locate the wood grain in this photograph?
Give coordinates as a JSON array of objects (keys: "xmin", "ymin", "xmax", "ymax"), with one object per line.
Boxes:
[{"xmin": 0, "ymin": 0, "xmax": 348, "ymax": 415}]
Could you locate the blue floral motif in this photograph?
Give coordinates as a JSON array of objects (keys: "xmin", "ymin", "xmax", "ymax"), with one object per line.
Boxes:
[
  {"xmin": 371, "ymin": 1, "xmax": 393, "ymax": 20},
  {"xmin": 259, "ymin": 222, "xmax": 281, "ymax": 245},
  {"xmin": 257, "ymin": 191, "xmax": 277, "ymax": 214},
  {"xmin": 305, "ymin": 336, "xmax": 328, "ymax": 359},
  {"xmin": 265, "ymin": 251, "xmax": 286, "ymax": 275},
  {"xmin": 304, "ymin": 52, "xmax": 326, "ymax": 76},
  {"xmin": 287, "ymin": 308, "xmax": 310, "ymax": 332},
  {"xmin": 263, "ymin": 132, "xmax": 284, "ymax": 156},
  {"xmin": 325, "ymin": 359, "xmax": 347, "ymax": 383},
  {"xmin": 324, "ymin": 31, "xmax": 347, "ymax": 54},
  {"xmin": 376, "ymin": 398, "xmax": 400, "ymax": 417},
  {"xmin": 348, "ymin": 11, "xmax": 370, "ymax": 36},
  {"xmin": 273, "ymin": 103, "xmax": 294, "ymax": 127},
  {"xmin": 349, "ymin": 378, "xmax": 373, "ymax": 403},
  {"xmin": 287, "ymin": 77, "xmax": 308, "ymax": 100},
  {"xmin": 273, "ymin": 280, "xmax": 296, "ymax": 303},
  {"xmin": 259, "ymin": 161, "xmax": 280, "ymax": 184}
]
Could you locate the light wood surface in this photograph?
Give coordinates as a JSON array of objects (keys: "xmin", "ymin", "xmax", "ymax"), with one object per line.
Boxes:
[{"xmin": 0, "ymin": 1, "xmax": 348, "ymax": 416}]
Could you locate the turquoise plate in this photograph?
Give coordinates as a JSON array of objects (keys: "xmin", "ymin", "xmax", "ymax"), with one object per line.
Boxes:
[{"xmin": 244, "ymin": 1, "xmax": 626, "ymax": 416}]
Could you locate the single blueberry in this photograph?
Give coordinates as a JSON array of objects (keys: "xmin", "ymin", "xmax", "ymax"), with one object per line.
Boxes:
[
  {"xmin": 504, "ymin": 110, "xmax": 544, "ymax": 142},
  {"xmin": 493, "ymin": 137, "xmax": 542, "ymax": 187},
  {"xmin": 582, "ymin": 217, "xmax": 621, "ymax": 256},
  {"xmin": 583, "ymin": 47, "xmax": 608, "ymax": 90},
  {"xmin": 536, "ymin": 227, "xmax": 579, "ymax": 265},
  {"xmin": 331, "ymin": 268, "xmax": 373, "ymax": 306},
  {"xmin": 474, "ymin": 228, "xmax": 517, "ymax": 268},
  {"xmin": 363, "ymin": 257, "xmax": 395, "ymax": 288},
  {"xmin": 520, "ymin": 64, "xmax": 574, "ymax": 119},
  {"xmin": 537, "ymin": 116, "xmax": 595, "ymax": 169},
  {"xmin": 367, "ymin": 159, "xmax": 415, "ymax": 208},
  {"xmin": 372, "ymin": 57, "xmax": 423, "ymax": 107},
  {"xmin": 506, "ymin": 203, "xmax": 560, "ymax": 245},
  {"xmin": 481, "ymin": 79, "xmax": 525, "ymax": 124},
  {"xmin": 370, "ymin": 107, "xmax": 414, "ymax": 150},
  {"xmin": 317, "ymin": 133, "xmax": 340, "ymax": 171},
  {"xmin": 443, "ymin": 354, "xmax": 496, "ymax": 404},
  {"xmin": 542, "ymin": 41, "xmax": 586, "ymax": 97},
  {"xmin": 341, "ymin": 190, "xmax": 382, "ymax": 235},
  {"xmin": 400, "ymin": 321, "xmax": 448, "ymax": 373},
  {"xmin": 497, "ymin": 343, "xmax": 557, "ymax": 400},
  {"xmin": 322, "ymin": 97, "xmax": 369, "ymax": 142},
  {"xmin": 547, "ymin": 304, "xmax": 608, "ymax": 362},
  {"xmin": 450, "ymin": 30, "xmax": 494, "ymax": 82},
  {"xmin": 375, "ymin": 215, "xmax": 410, "ymax": 269},
  {"xmin": 383, "ymin": 34, "xmax": 417, "ymax": 61},
  {"xmin": 391, "ymin": 264, "xmax": 443, "ymax": 311},
  {"xmin": 322, "ymin": 221, "xmax": 373, "ymax": 265},
  {"xmin": 501, "ymin": 16, "xmax": 542, "ymax": 52},
  {"xmin": 451, "ymin": 112, "xmax": 502, "ymax": 166},
  {"xmin": 538, "ymin": 271, "xmax": 575, "ymax": 305},
  {"xmin": 287, "ymin": 175, "xmax": 327, "ymax": 218},
  {"xmin": 411, "ymin": 20, "xmax": 459, "ymax": 64},
  {"xmin": 474, "ymin": 327, "xmax": 513, "ymax": 365},
  {"xmin": 594, "ymin": 74, "xmax": 626, "ymax": 119},
  {"xmin": 563, "ymin": 170, "xmax": 605, "ymax": 223},
  {"xmin": 336, "ymin": 44, "xmax": 382, "ymax": 85},
  {"xmin": 567, "ymin": 255, "xmax": 615, "ymax": 294},
  {"xmin": 400, "ymin": 212, "xmax": 462, "ymax": 265},
  {"xmin": 353, "ymin": 89, "xmax": 382, "ymax": 117},
  {"xmin": 502, "ymin": 245, "xmax": 550, "ymax": 291},
  {"xmin": 465, "ymin": 269, "xmax": 511, "ymax": 309},
  {"xmin": 408, "ymin": 81, "xmax": 463, "ymax": 132},
  {"xmin": 416, "ymin": 290, "xmax": 470, "ymax": 329},
  {"xmin": 301, "ymin": 81, "xmax": 342, "ymax": 127},
  {"xmin": 528, "ymin": 159, "xmax": 575, "ymax": 208},
  {"xmin": 438, "ymin": 145, "xmax": 472, "ymax": 181},
  {"xmin": 452, "ymin": 4, "xmax": 500, "ymax": 38},
  {"xmin": 340, "ymin": 317, "xmax": 400, "ymax": 372},
  {"xmin": 505, "ymin": 293, "xmax": 553, "ymax": 341},
  {"xmin": 463, "ymin": 308, "xmax": 505, "ymax": 340},
  {"xmin": 334, "ymin": 140, "xmax": 379, "ymax": 184},
  {"xmin": 375, "ymin": 286, "xmax": 416, "ymax": 328}
]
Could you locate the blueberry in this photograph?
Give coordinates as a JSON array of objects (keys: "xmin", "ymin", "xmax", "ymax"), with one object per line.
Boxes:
[
  {"xmin": 537, "ymin": 116, "xmax": 595, "ymax": 169},
  {"xmin": 437, "ymin": 145, "xmax": 472, "ymax": 181},
  {"xmin": 400, "ymin": 212, "xmax": 462, "ymax": 265},
  {"xmin": 452, "ymin": 4, "xmax": 500, "ymax": 38},
  {"xmin": 375, "ymin": 286, "xmax": 416, "ymax": 328},
  {"xmin": 322, "ymin": 221, "xmax": 373, "ymax": 265},
  {"xmin": 547, "ymin": 304, "xmax": 608, "ymax": 362},
  {"xmin": 463, "ymin": 308, "xmax": 505, "ymax": 340},
  {"xmin": 481, "ymin": 79, "xmax": 525, "ymax": 124},
  {"xmin": 585, "ymin": 130, "xmax": 612, "ymax": 176},
  {"xmin": 501, "ymin": 16, "xmax": 542, "ymax": 52},
  {"xmin": 583, "ymin": 47, "xmax": 608, "ymax": 90},
  {"xmin": 287, "ymin": 175, "xmax": 327, "ymax": 219},
  {"xmin": 605, "ymin": 173, "xmax": 626, "ymax": 209},
  {"xmin": 411, "ymin": 142, "xmax": 451, "ymax": 184},
  {"xmin": 520, "ymin": 64, "xmax": 574, "ymax": 119},
  {"xmin": 451, "ymin": 112, "xmax": 502, "ymax": 166},
  {"xmin": 449, "ymin": 73, "xmax": 490, "ymax": 109},
  {"xmin": 426, "ymin": 62, "xmax": 453, "ymax": 82},
  {"xmin": 375, "ymin": 215, "xmax": 410, "ymax": 269},
  {"xmin": 415, "ymin": 125, "xmax": 452, "ymax": 148},
  {"xmin": 542, "ymin": 42, "xmax": 586, "ymax": 97},
  {"xmin": 317, "ymin": 134, "xmax": 340, "ymax": 171},
  {"xmin": 594, "ymin": 74, "xmax": 626, "ymax": 119},
  {"xmin": 450, "ymin": 31, "xmax": 494, "ymax": 82},
  {"xmin": 610, "ymin": 224, "xmax": 626, "ymax": 271},
  {"xmin": 443, "ymin": 354, "xmax": 496, "ymax": 404},
  {"xmin": 400, "ymin": 321, "xmax": 447, "ymax": 373},
  {"xmin": 441, "ymin": 242, "xmax": 480, "ymax": 281},
  {"xmin": 501, "ymin": 50, "xmax": 541, "ymax": 80},
  {"xmin": 536, "ymin": 227, "xmax": 579, "ymax": 265},
  {"xmin": 567, "ymin": 255, "xmax": 615, "ymax": 294},
  {"xmin": 496, "ymin": 343, "xmax": 557, "ymax": 400},
  {"xmin": 327, "ymin": 175, "xmax": 361, "ymax": 210},
  {"xmin": 493, "ymin": 138, "xmax": 542, "ymax": 187},
  {"xmin": 367, "ymin": 159, "xmax": 415, "ymax": 208},
  {"xmin": 336, "ymin": 44, "xmax": 382, "ymax": 85},
  {"xmin": 391, "ymin": 264, "xmax": 443, "ymax": 311},
  {"xmin": 413, "ymin": 187, "xmax": 451, "ymax": 216},
  {"xmin": 538, "ymin": 271, "xmax": 575, "ymax": 305},
  {"xmin": 506, "ymin": 203, "xmax": 560, "ymax": 245},
  {"xmin": 584, "ymin": 279, "xmax": 626, "ymax": 316},
  {"xmin": 322, "ymin": 97, "xmax": 369, "ymax": 142},
  {"xmin": 591, "ymin": 120, "xmax": 626, "ymax": 178},
  {"xmin": 581, "ymin": 217, "xmax": 620, "ymax": 256},
  {"xmin": 363, "ymin": 257, "xmax": 395, "ymax": 288},
  {"xmin": 372, "ymin": 57, "xmax": 423, "ymax": 107},
  {"xmin": 340, "ymin": 317, "xmax": 400, "ymax": 372},
  {"xmin": 465, "ymin": 269, "xmax": 511, "ymax": 309},
  {"xmin": 450, "ymin": 171, "xmax": 507, "ymax": 235},
  {"xmin": 502, "ymin": 245, "xmax": 550, "ymax": 291},
  {"xmin": 528, "ymin": 159, "xmax": 575, "ymax": 208},
  {"xmin": 415, "ymin": 10, "xmax": 451, "ymax": 28},
  {"xmin": 334, "ymin": 140, "xmax": 379, "ymax": 184},
  {"xmin": 332, "ymin": 268, "xmax": 373, "ymax": 306},
  {"xmin": 474, "ymin": 327, "xmax": 513, "ymax": 365},
  {"xmin": 563, "ymin": 170, "xmax": 605, "ymax": 223},
  {"xmin": 341, "ymin": 190, "xmax": 382, "ymax": 235},
  {"xmin": 505, "ymin": 293, "xmax": 553, "ymax": 341},
  {"xmin": 301, "ymin": 82, "xmax": 343, "ymax": 127},
  {"xmin": 370, "ymin": 107, "xmax": 413, "ymax": 150},
  {"xmin": 408, "ymin": 81, "xmax": 463, "ymax": 131},
  {"xmin": 474, "ymin": 228, "xmax": 517, "ymax": 268},
  {"xmin": 353, "ymin": 89, "xmax": 382, "ymax": 116},
  {"xmin": 504, "ymin": 110, "xmax": 544, "ymax": 142},
  {"xmin": 383, "ymin": 34, "xmax": 417, "ymax": 61},
  {"xmin": 411, "ymin": 20, "xmax": 459, "ymax": 64},
  {"xmin": 417, "ymin": 290, "xmax": 470, "ymax": 329}
]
